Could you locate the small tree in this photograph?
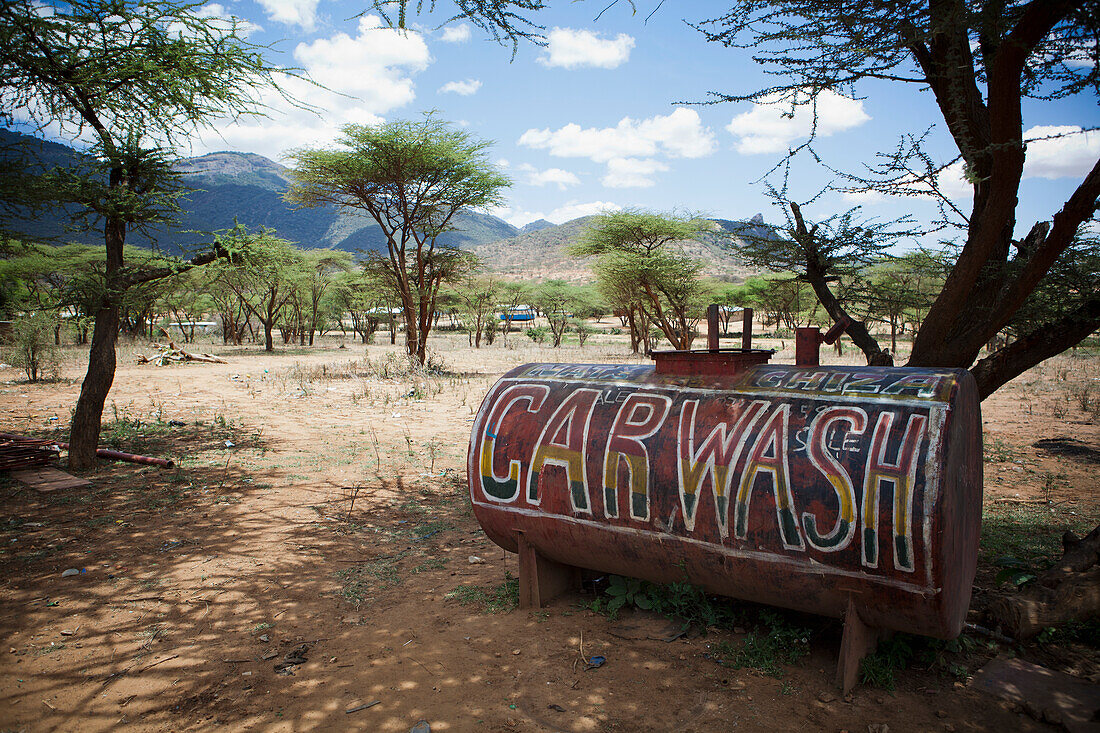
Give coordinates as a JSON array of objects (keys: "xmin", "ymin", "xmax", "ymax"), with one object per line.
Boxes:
[
  {"xmin": 456, "ymin": 273, "xmax": 501, "ymax": 348},
  {"xmin": 733, "ymin": 202, "xmax": 904, "ymax": 364},
  {"xmin": 213, "ymin": 224, "xmax": 305, "ymax": 352},
  {"xmin": 287, "ymin": 116, "xmax": 509, "ymax": 364},
  {"xmin": 531, "ymin": 280, "xmax": 579, "ymax": 347},
  {"xmin": 303, "ymin": 249, "xmax": 352, "ymax": 346},
  {"xmin": 6, "ymin": 311, "xmax": 60, "ymax": 382},
  {"xmin": 0, "ymin": 0, "xmax": 296, "ymax": 467},
  {"xmin": 497, "ymin": 281, "xmax": 530, "ymax": 340},
  {"xmin": 574, "ymin": 211, "xmax": 712, "ymax": 350}
]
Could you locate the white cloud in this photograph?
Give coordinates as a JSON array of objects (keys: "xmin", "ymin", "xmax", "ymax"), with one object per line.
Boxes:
[
  {"xmin": 601, "ymin": 157, "xmax": 668, "ymax": 188},
  {"xmin": 518, "ymin": 109, "xmax": 712, "ymax": 189},
  {"xmin": 255, "ymin": 0, "xmax": 319, "ymax": 30},
  {"xmin": 538, "ymin": 28, "xmax": 635, "ymax": 69},
  {"xmin": 726, "ymin": 90, "xmax": 870, "ymax": 154},
  {"xmin": 936, "ymin": 162, "xmax": 972, "ymax": 200},
  {"xmin": 920, "ymin": 124, "xmax": 1097, "ymax": 203},
  {"xmin": 519, "ymin": 109, "xmax": 715, "ymax": 164},
  {"xmin": 547, "ymin": 200, "xmax": 622, "ymax": 223},
  {"xmin": 489, "ymin": 200, "xmax": 622, "ymax": 227},
  {"xmin": 487, "ymin": 205, "xmax": 546, "ymax": 228},
  {"xmin": 440, "ymin": 23, "xmax": 471, "ymax": 43},
  {"xmin": 193, "ymin": 16, "xmax": 428, "ymax": 160},
  {"xmin": 195, "ymin": 3, "xmax": 262, "ymax": 36},
  {"xmin": 517, "ymin": 164, "xmax": 581, "ymax": 190},
  {"xmin": 1023, "ymin": 125, "xmax": 1100, "ymax": 179},
  {"xmin": 439, "ymin": 79, "xmax": 482, "ymax": 96},
  {"xmin": 496, "ymin": 158, "xmax": 510, "ymax": 168}
]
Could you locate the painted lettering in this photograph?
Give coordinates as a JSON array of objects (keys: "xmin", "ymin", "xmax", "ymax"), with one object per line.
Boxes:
[
  {"xmin": 479, "ymin": 384, "xmax": 549, "ymax": 501},
  {"xmin": 802, "ymin": 407, "xmax": 867, "ymax": 551},
  {"xmin": 734, "ymin": 404, "xmax": 805, "ymax": 550},
  {"xmin": 677, "ymin": 399, "xmax": 768, "ymax": 536},
  {"xmin": 528, "ymin": 388, "xmax": 600, "ymax": 513},
  {"xmin": 602, "ymin": 393, "xmax": 672, "ymax": 520},
  {"xmin": 860, "ymin": 412, "xmax": 928, "ymax": 571}
]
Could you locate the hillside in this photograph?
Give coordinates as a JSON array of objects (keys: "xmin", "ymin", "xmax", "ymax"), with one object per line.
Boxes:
[
  {"xmin": 2, "ymin": 130, "xmax": 766, "ymax": 282},
  {"xmin": 468, "ymin": 215, "xmax": 760, "ymax": 282},
  {"xmin": 0, "ymin": 131, "xmax": 520, "ymax": 254}
]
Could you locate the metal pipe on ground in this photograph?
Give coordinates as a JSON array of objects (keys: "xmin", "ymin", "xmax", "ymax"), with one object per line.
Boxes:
[{"xmin": 0, "ymin": 432, "xmax": 175, "ymax": 469}]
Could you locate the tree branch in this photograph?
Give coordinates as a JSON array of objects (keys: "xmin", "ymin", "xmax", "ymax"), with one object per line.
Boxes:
[{"xmin": 970, "ymin": 294, "xmax": 1100, "ymax": 399}]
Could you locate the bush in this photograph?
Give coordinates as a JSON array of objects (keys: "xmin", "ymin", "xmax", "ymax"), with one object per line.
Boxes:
[
  {"xmin": 6, "ymin": 312, "xmax": 60, "ymax": 382},
  {"xmin": 572, "ymin": 319, "xmax": 595, "ymax": 347},
  {"xmin": 525, "ymin": 326, "xmax": 549, "ymax": 344}
]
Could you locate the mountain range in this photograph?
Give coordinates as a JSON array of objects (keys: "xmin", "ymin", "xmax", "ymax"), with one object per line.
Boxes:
[{"xmin": 1, "ymin": 130, "xmax": 768, "ymax": 281}]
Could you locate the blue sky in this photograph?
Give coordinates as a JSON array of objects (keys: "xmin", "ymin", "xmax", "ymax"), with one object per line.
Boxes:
[{"xmin": 43, "ymin": 1, "xmax": 1100, "ymax": 237}]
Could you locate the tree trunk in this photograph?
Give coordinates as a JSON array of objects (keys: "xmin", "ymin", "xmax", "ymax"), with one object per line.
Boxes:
[
  {"xmin": 989, "ymin": 524, "xmax": 1100, "ymax": 639},
  {"xmin": 264, "ymin": 321, "xmax": 274, "ymax": 351},
  {"xmin": 69, "ymin": 214, "xmax": 125, "ymax": 470}
]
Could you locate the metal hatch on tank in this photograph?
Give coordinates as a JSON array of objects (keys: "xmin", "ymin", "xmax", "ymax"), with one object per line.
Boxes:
[{"xmin": 466, "ymin": 307, "xmax": 983, "ymax": 692}]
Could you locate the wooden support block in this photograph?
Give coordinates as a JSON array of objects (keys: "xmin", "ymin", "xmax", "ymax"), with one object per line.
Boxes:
[
  {"xmin": 516, "ymin": 531, "xmax": 578, "ymax": 609},
  {"xmin": 836, "ymin": 595, "xmax": 883, "ymax": 694},
  {"xmin": 9, "ymin": 467, "xmax": 91, "ymax": 492}
]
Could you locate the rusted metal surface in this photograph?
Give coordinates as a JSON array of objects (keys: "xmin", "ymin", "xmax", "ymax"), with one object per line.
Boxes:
[
  {"xmin": 0, "ymin": 432, "xmax": 174, "ymax": 469},
  {"xmin": 795, "ymin": 327, "xmax": 822, "ymax": 367},
  {"xmin": 652, "ymin": 348, "xmax": 774, "ymax": 377},
  {"xmin": 0, "ymin": 434, "xmax": 60, "ymax": 471},
  {"xmin": 468, "ymin": 362, "xmax": 982, "ymax": 638},
  {"xmin": 79, "ymin": 447, "xmax": 175, "ymax": 468}
]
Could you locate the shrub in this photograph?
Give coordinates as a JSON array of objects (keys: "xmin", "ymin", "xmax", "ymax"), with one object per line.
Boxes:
[
  {"xmin": 525, "ymin": 326, "xmax": 548, "ymax": 344},
  {"xmin": 6, "ymin": 312, "xmax": 60, "ymax": 382},
  {"xmin": 572, "ymin": 319, "xmax": 595, "ymax": 347}
]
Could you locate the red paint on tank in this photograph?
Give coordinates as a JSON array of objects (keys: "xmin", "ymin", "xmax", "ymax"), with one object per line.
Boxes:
[{"xmin": 468, "ymin": 362, "xmax": 982, "ymax": 638}]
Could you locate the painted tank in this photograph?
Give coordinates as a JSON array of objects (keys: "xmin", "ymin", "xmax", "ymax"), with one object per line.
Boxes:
[{"xmin": 467, "ymin": 360, "xmax": 982, "ymax": 638}]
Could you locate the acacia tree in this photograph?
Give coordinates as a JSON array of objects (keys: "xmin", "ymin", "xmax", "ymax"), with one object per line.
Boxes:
[
  {"xmin": 574, "ymin": 211, "xmax": 712, "ymax": 350},
  {"xmin": 0, "ymin": 0, "xmax": 293, "ymax": 467},
  {"xmin": 455, "ymin": 273, "xmax": 501, "ymax": 348},
  {"xmin": 698, "ymin": 1, "xmax": 1099, "ymax": 398},
  {"xmin": 213, "ymin": 224, "xmax": 304, "ymax": 352},
  {"xmin": 303, "ymin": 250, "xmax": 353, "ymax": 346},
  {"xmin": 286, "ymin": 116, "xmax": 509, "ymax": 365}
]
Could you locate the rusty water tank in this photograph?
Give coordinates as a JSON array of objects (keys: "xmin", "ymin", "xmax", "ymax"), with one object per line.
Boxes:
[{"xmin": 467, "ymin": 347, "xmax": 982, "ymax": 639}]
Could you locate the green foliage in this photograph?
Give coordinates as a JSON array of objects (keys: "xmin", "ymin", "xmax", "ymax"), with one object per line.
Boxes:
[
  {"xmin": 366, "ymin": 0, "xmax": 546, "ymax": 56},
  {"xmin": 572, "ymin": 318, "xmax": 595, "ymax": 346},
  {"xmin": 5, "ymin": 311, "xmax": 60, "ymax": 382},
  {"xmin": 981, "ymin": 502, "xmax": 1100, "ymax": 587},
  {"xmin": 860, "ymin": 632, "xmax": 985, "ymax": 689},
  {"xmin": 286, "ymin": 113, "xmax": 509, "ymax": 364},
  {"xmin": 588, "ymin": 574, "xmax": 738, "ymax": 629},
  {"xmin": 576, "ymin": 210, "xmax": 712, "ymax": 350},
  {"xmin": 334, "ymin": 551, "xmax": 408, "ymax": 606},
  {"xmin": 603, "ymin": 575, "xmax": 654, "ymax": 615},
  {"xmin": 0, "ymin": 0, "xmax": 299, "ymax": 240},
  {"xmin": 211, "ymin": 222, "xmax": 305, "ymax": 351},
  {"xmin": 698, "ymin": 2, "xmax": 1100, "ymax": 392},
  {"xmin": 859, "ymin": 635, "xmax": 917, "ymax": 690},
  {"xmin": 446, "ymin": 573, "xmax": 520, "ymax": 614},
  {"xmin": 0, "ymin": 0, "xmax": 301, "ymax": 465},
  {"xmin": 1036, "ymin": 619, "xmax": 1100, "ymax": 648},
  {"xmin": 524, "ymin": 325, "xmax": 549, "ymax": 344},
  {"xmin": 713, "ymin": 611, "xmax": 812, "ymax": 678},
  {"xmin": 531, "ymin": 279, "xmax": 584, "ymax": 346}
]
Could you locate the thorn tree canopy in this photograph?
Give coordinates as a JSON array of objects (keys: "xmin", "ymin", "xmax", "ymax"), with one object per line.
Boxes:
[
  {"xmin": 366, "ymin": 1, "xmax": 547, "ymax": 55},
  {"xmin": 698, "ymin": 0, "xmax": 1100, "ymax": 398},
  {"xmin": 0, "ymin": 0, "xmax": 299, "ymax": 468},
  {"xmin": 573, "ymin": 210, "xmax": 712, "ymax": 350},
  {"xmin": 285, "ymin": 115, "xmax": 510, "ymax": 365}
]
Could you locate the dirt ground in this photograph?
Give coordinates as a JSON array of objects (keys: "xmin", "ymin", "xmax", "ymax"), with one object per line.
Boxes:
[{"xmin": 0, "ymin": 330, "xmax": 1097, "ymax": 733}]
